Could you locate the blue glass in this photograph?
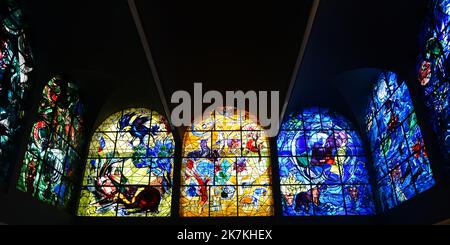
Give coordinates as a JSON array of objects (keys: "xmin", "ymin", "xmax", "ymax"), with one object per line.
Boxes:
[
  {"xmin": 341, "ymin": 156, "xmax": 370, "ymax": 184},
  {"xmin": 374, "ymin": 154, "xmax": 388, "ymax": 181},
  {"xmin": 377, "ymin": 176, "xmax": 398, "ymax": 210},
  {"xmin": 281, "ymin": 185, "xmax": 315, "ymax": 216},
  {"xmin": 368, "ymin": 118, "xmax": 381, "ymax": 149},
  {"xmin": 281, "ymin": 112, "xmax": 303, "ymax": 131},
  {"xmin": 277, "ymin": 130, "xmax": 305, "ymax": 157},
  {"xmin": 418, "ymin": 0, "xmax": 450, "ymax": 160},
  {"xmin": 382, "ymin": 127, "xmax": 410, "ymax": 171},
  {"xmin": 314, "ymin": 185, "xmax": 346, "ymax": 216},
  {"xmin": 278, "ymin": 107, "xmax": 375, "ymax": 216},
  {"xmin": 374, "ymin": 76, "xmax": 391, "ymax": 110},
  {"xmin": 375, "ymin": 104, "xmax": 391, "ymax": 138},
  {"xmin": 391, "ymin": 161, "xmax": 417, "ymax": 204},
  {"xmin": 278, "ymin": 157, "xmax": 311, "ymax": 185},
  {"xmin": 366, "ymin": 71, "xmax": 436, "ymax": 212},
  {"xmin": 412, "ymin": 156, "xmax": 436, "ymax": 194},
  {"xmin": 344, "ymin": 185, "xmax": 375, "ymax": 215},
  {"xmin": 392, "ymin": 84, "xmax": 413, "ymax": 121}
]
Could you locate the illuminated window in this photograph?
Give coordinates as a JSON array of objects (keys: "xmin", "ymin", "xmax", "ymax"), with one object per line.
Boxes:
[
  {"xmin": 0, "ymin": 0, "xmax": 33, "ymax": 184},
  {"xmin": 418, "ymin": 0, "xmax": 450, "ymax": 160},
  {"xmin": 278, "ymin": 107, "xmax": 375, "ymax": 216},
  {"xmin": 78, "ymin": 108, "xmax": 174, "ymax": 217},
  {"xmin": 17, "ymin": 77, "xmax": 84, "ymax": 209},
  {"xmin": 180, "ymin": 107, "xmax": 274, "ymax": 217},
  {"xmin": 366, "ymin": 71, "xmax": 435, "ymax": 211}
]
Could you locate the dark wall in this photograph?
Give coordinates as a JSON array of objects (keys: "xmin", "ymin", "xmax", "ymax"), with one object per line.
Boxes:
[{"xmin": 1, "ymin": 0, "xmax": 449, "ymax": 225}]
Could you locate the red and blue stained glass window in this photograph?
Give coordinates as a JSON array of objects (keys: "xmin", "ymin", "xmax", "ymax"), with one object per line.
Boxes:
[{"xmin": 17, "ymin": 77, "xmax": 84, "ymax": 209}]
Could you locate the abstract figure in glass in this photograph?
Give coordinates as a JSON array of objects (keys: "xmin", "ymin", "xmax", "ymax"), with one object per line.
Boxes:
[
  {"xmin": 78, "ymin": 108, "xmax": 174, "ymax": 217},
  {"xmin": 0, "ymin": 0, "xmax": 33, "ymax": 184},
  {"xmin": 366, "ymin": 71, "xmax": 435, "ymax": 211},
  {"xmin": 17, "ymin": 77, "xmax": 84, "ymax": 209},
  {"xmin": 278, "ymin": 107, "xmax": 375, "ymax": 216},
  {"xmin": 180, "ymin": 107, "xmax": 273, "ymax": 217}
]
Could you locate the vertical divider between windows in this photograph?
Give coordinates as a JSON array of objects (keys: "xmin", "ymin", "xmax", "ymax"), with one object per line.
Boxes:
[
  {"xmin": 269, "ymin": 129, "xmax": 282, "ymax": 220},
  {"xmin": 170, "ymin": 124, "xmax": 183, "ymax": 220}
]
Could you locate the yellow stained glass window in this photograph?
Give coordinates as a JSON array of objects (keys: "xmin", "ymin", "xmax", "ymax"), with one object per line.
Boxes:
[
  {"xmin": 77, "ymin": 108, "xmax": 174, "ymax": 217},
  {"xmin": 180, "ymin": 107, "xmax": 274, "ymax": 217}
]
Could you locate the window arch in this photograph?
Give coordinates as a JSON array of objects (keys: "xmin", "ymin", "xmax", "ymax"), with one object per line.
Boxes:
[
  {"xmin": 17, "ymin": 76, "xmax": 84, "ymax": 208},
  {"xmin": 77, "ymin": 108, "xmax": 174, "ymax": 217},
  {"xmin": 0, "ymin": 0, "xmax": 33, "ymax": 184},
  {"xmin": 180, "ymin": 107, "xmax": 274, "ymax": 217},
  {"xmin": 418, "ymin": 0, "xmax": 450, "ymax": 160},
  {"xmin": 366, "ymin": 71, "xmax": 435, "ymax": 211},
  {"xmin": 278, "ymin": 107, "xmax": 375, "ymax": 216}
]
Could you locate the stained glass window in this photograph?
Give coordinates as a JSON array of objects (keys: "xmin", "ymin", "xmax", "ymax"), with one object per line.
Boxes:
[
  {"xmin": 17, "ymin": 76, "xmax": 84, "ymax": 209},
  {"xmin": 418, "ymin": 0, "xmax": 450, "ymax": 161},
  {"xmin": 78, "ymin": 108, "xmax": 174, "ymax": 217},
  {"xmin": 278, "ymin": 107, "xmax": 375, "ymax": 216},
  {"xmin": 0, "ymin": 0, "xmax": 33, "ymax": 184},
  {"xmin": 366, "ymin": 71, "xmax": 435, "ymax": 211},
  {"xmin": 180, "ymin": 107, "xmax": 273, "ymax": 217}
]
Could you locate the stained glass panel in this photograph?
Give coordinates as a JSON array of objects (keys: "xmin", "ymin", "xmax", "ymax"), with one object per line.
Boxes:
[
  {"xmin": 17, "ymin": 76, "xmax": 83, "ymax": 209},
  {"xmin": 0, "ymin": 0, "xmax": 33, "ymax": 185},
  {"xmin": 278, "ymin": 107, "xmax": 375, "ymax": 216},
  {"xmin": 77, "ymin": 108, "xmax": 175, "ymax": 217},
  {"xmin": 180, "ymin": 107, "xmax": 274, "ymax": 217},
  {"xmin": 418, "ymin": 0, "xmax": 450, "ymax": 161},
  {"xmin": 366, "ymin": 71, "xmax": 435, "ymax": 211}
]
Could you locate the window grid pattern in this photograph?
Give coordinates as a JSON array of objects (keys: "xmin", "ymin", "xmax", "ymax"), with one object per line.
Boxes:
[
  {"xmin": 78, "ymin": 108, "xmax": 175, "ymax": 217},
  {"xmin": 366, "ymin": 72, "xmax": 435, "ymax": 211},
  {"xmin": 17, "ymin": 77, "xmax": 84, "ymax": 209},
  {"xmin": 180, "ymin": 108, "xmax": 273, "ymax": 217},
  {"xmin": 278, "ymin": 107, "xmax": 375, "ymax": 216},
  {"xmin": 418, "ymin": 0, "xmax": 450, "ymax": 160}
]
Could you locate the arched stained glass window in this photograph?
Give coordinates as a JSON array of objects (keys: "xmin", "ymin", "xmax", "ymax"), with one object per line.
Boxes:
[
  {"xmin": 278, "ymin": 107, "xmax": 375, "ymax": 216},
  {"xmin": 418, "ymin": 0, "xmax": 450, "ymax": 161},
  {"xmin": 180, "ymin": 107, "xmax": 273, "ymax": 217},
  {"xmin": 366, "ymin": 71, "xmax": 435, "ymax": 211},
  {"xmin": 17, "ymin": 76, "xmax": 84, "ymax": 208},
  {"xmin": 78, "ymin": 108, "xmax": 174, "ymax": 217},
  {"xmin": 0, "ymin": 0, "xmax": 33, "ymax": 184}
]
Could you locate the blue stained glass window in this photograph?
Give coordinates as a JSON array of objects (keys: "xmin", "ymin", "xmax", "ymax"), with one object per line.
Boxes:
[
  {"xmin": 0, "ymin": 0, "xmax": 33, "ymax": 185},
  {"xmin": 278, "ymin": 108, "xmax": 375, "ymax": 216},
  {"xmin": 418, "ymin": 0, "xmax": 450, "ymax": 160},
  {"xmin": 366, "ymin": 71, "xmax": 435, "ymax": 211}
]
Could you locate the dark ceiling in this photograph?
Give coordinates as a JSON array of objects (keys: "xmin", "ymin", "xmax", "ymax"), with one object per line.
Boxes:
[
  {"xmin": 134, "ymin": 0, "xmax": 314, "ymax": 112},
  {"xmin": 22, "ymin": 1, "xmax": 162, "ymax": 131},
  {"xmin": 289, "ymin": 0, "xmax": 429, "ymax": 127},
  {"xmin": 21, "ymin": 0, "xmax": 429, "ymax": 136}
]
